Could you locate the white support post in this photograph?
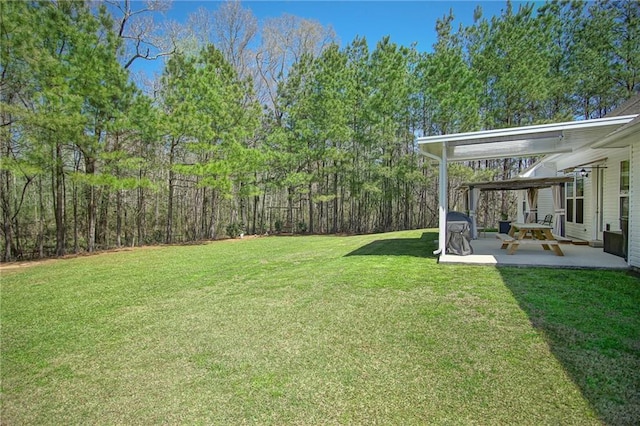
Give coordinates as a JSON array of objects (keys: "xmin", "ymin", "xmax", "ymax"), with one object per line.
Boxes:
[
  {"xmin": 421, "ymin": 142, "xmax": 448, "ymax": 255},
  {"xmin": 469, "ymin": 187, "xmax": 478, "ymax": 239},
  {"xmin": 437, "ymin": 143, "xmax": 448, "ymax": 255}
]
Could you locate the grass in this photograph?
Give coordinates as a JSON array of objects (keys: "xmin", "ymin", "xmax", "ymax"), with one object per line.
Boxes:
[{"xmin": 1, "ymin": 230, "xmax": 639, "ymax": 424}]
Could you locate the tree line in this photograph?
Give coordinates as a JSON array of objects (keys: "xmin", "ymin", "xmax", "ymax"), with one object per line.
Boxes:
[{"xmin": 1, "ymin": 0, "xmax": 638, "ymax": 261}]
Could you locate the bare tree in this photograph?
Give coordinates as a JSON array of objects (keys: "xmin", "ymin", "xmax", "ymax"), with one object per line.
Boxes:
[
  {"xmin": 212, "ymin": 1, "xmax": 258, "ymax": 79},
  {"xmin": 105, "ymin": 0, "xmax": 178, "ymax": 69},
  {"xmin": 255, "ymin": 14, "xmax": 336, "ymax": 114},
  {"xmin": 184, "ymin": 1, "xmax": 258, "ymax": 82},
  {"xmin": 185, "ymin": 6, "xmax": 214, "ymax": 48}
]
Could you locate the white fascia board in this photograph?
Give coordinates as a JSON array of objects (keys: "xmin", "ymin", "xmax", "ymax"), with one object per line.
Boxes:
[{"xmin": 417, "ymin": 115, "xmax": 637, "ymax": 146}]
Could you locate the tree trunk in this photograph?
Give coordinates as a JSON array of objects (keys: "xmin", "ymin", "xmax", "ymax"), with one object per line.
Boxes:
[
  {"xmin": 308, "ymin": 182, "xmax": 314, "ymax": 233},
  {"xmin": 72, "ymin": 174, "xmax": 79, "ymax": 254},
  {"xmin": 404, "ymin": 182, "xmax": 410, "ymax": 230},
  {"xmin": 239, "ymin": 183, "xmax": 246, "ymax": 230},
  {"xmin": 54, "ymin": 143, "xmax": 66, "ymax": 256},
  {"xmin": 38, "ymin": 177, "xmax": 44, "ymax": 258},
  {"xmin": 166, "ymin": 140, "xmax": 178, "ymax": 244},
  {"xmin": 209, "ymin": 188, "xmax": 218, "ymax": 239},
  {"xmin": 136, "ymin": 170, "xmax": 145, "ymax": 246},
  {"xmin": 332, "ymin": 171, "xmax": 338, "ymax": 234},
  {"xmin": 116, "ymin": 189, "xmax": 122, "ymax": 247},
  {"xmin": 97, "ymin": 188, "xmax": 110, "ymax": 249},
  {"xmin": 85, "ymin": 156, "xmax": 97, "ymax": 253},
  {"xmin": 287, "ymin": 186, "xmax": 294, "ymax": 232},
  {"xmin": 166, "ymin": 168, "xmax": 175, "ymax": 244},
  {"xmin": 1, "ymin": 168, "xmax": 13, "ymax": 262},
  {"xmin": 252, "ymin": 194, "xmax": 259, "ymax": 234},
  {"xmin": 260, "ymin": 190, "xmax": 267, "ymax": 234},
  {"xmin": 197, "ymin": 186, "xmax": 204, "ymax": 240}
]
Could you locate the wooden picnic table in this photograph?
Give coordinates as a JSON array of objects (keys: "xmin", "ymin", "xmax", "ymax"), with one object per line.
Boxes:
[{"xmin": 495, "ymin": 222, "xmax": 564, "ymax": 256}]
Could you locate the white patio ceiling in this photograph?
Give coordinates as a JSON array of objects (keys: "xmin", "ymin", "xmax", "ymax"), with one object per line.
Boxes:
[
  {"xmin": 592, "ymin": 115, "xmax": 640, "ymax": 148},
  {"xmin": 417, "ymin": 115, "xmax": 637, "ymax": 162}
]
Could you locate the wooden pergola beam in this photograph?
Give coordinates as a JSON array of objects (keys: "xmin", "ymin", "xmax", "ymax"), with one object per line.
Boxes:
[{"xmin": 459, "ymin": 176, "xmax": 573, "ymax": 191}]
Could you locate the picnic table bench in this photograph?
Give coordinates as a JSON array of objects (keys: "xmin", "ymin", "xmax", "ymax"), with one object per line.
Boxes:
[{"xmin": 496, "ymin": 223, "xmax": 564, "ymax": 256}]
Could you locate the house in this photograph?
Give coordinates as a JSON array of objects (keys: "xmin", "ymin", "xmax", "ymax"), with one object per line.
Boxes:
[{"xmin": 417, "ymin": 94, "xmax": 640, "ymax": 270}]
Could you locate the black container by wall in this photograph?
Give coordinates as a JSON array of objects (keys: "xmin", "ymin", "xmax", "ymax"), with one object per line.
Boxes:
[{"xmin": 499, "ymin": 220, "xmax": 511, "ymax": 234}]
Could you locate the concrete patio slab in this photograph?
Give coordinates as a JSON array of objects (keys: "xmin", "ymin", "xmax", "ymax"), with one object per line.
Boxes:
[{"xmin": 439, "ymin": 232, "xmax": 629, "ymax": 269}]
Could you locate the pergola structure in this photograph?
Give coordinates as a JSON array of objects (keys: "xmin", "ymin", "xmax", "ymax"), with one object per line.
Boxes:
[{"xmin": 459, "ymin": 176, "xmax": 574, "ymax": 239}]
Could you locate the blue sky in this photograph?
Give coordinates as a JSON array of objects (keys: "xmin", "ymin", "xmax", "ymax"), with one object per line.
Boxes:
[
  {"xmin": 168, "ymin": 0, "xmax": 531, "ymax": 51},
  {"xmin": 131, "ymin": 1, "xmax": 541, "ymax": 79}
]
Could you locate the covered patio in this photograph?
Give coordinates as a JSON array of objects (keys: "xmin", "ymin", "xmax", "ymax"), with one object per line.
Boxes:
[
  {"xmin": 440, "ymin": 232, "xmax": 629, "ymax": 269},
  {"xmin": 417, "ymin": 114, "xmax": 637, "ymax": 268}
]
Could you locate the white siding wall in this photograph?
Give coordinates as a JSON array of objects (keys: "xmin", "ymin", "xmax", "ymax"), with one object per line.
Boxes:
[
  {"xmin": 536, "ymin": 187, "xmax": 554, "ymax": 221},
  {"xmin": 629, "ymin": 143, "xmax": 639, "ymax": 269},
  {"xmin": 566, "ymin": 176, "xmax": 593, "ymax": 240},
  {"xmin": 601, "ymin": 149, "xmax": 629, "ymax": 233}
]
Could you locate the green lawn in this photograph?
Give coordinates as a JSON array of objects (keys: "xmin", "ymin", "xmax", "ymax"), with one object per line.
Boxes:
[{"xmin": 1, "ymin": 230, "xmax": 639, "ymax": 424}]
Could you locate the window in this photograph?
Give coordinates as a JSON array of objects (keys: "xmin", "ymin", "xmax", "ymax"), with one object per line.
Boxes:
[
  {"xmin": 620, "ymin": 160, "xmax": 629, "ymax": 193},
  {"xmin": 566, "ymin": 181, "xmax": 574, "ymax": 222},
  {"xmin": 566, "ymin": 176, "xmax": 584, "ymax": 224},
  {"xmin": 575, "ymin": 176, "xmax": 584, "ymax": 224},
  {"xmin": 620, "ymin": 160, "xmax": 629, "ymax": 219}
]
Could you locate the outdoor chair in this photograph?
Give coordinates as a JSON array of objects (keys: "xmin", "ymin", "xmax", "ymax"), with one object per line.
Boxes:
[{"xmin": 537, "ymin": 214, "xmax": 553, "ymax": 226}]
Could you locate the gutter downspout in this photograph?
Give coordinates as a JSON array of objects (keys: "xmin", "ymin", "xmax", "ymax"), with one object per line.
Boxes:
[{"xmin": 422, "ymin": 142, "xmax": 448, "ymax": 255}]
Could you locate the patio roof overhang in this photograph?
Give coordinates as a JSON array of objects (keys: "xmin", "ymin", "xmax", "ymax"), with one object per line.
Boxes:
[{"xmin": 417, "ymin": 115, "xmax": 637, "ymax": 162}]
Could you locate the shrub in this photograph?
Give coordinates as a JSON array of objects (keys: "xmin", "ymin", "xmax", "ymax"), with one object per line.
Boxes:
[{"xmin": 225, "ymin": 222, "xmax": 244, "ymax": 238}]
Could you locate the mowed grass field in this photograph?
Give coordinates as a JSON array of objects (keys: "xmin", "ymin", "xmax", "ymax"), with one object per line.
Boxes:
[{"xmin": 1, "ymin": 230, "xmax": 639, "ymax": 424}]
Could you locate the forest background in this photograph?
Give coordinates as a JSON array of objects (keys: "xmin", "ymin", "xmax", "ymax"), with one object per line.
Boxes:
[{"xmin": 1, "ymin": 0, "xmax": 639, "ymax": 261}]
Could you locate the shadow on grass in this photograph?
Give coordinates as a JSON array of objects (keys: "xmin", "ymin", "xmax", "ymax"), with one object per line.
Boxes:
[
  {"xmin": 498, "ymin": 267, "xmax": 640, "ymax": 424},
  {"xmin": 346, "ymin": 232, "xmax": 438, "ymax": 258}
]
